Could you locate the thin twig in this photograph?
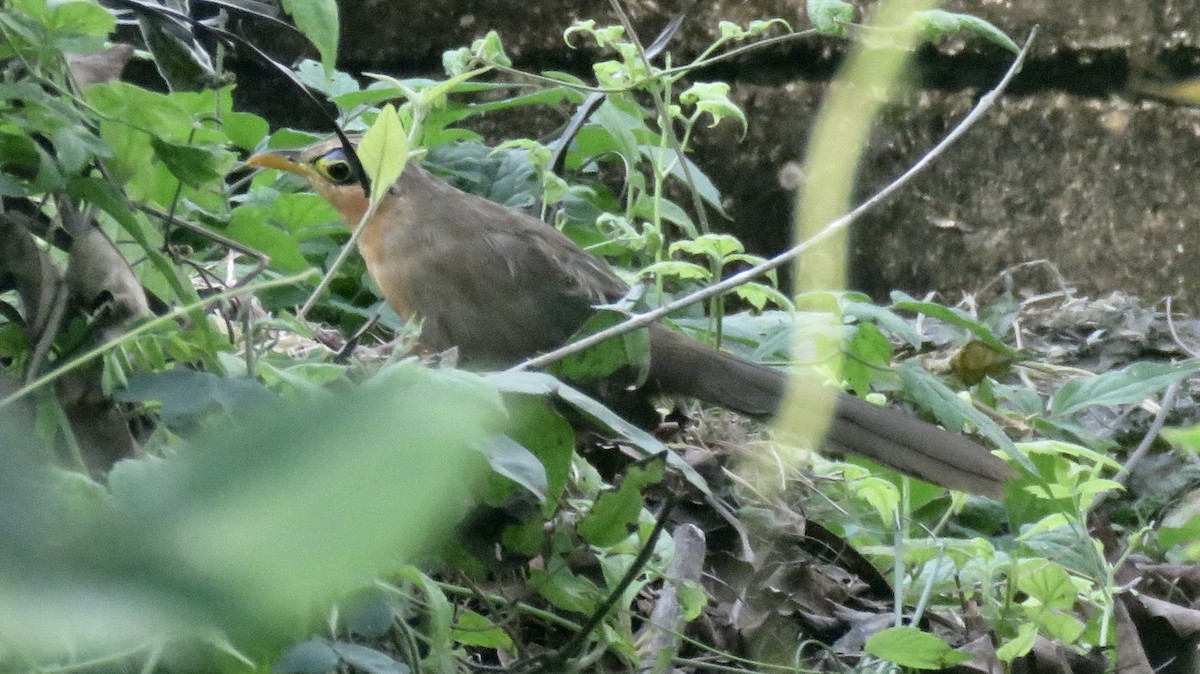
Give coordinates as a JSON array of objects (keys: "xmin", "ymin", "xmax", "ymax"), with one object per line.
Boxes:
[
  {"xmin": 1114, "ymin": 381, "xmax": 1179, "ymax": 487},
  {"xmin": 509, "ymin": 28, "xmax": 1037, "ymax": 374},
  {"xmin": 1165, "ymin": 296, "xmax": 1200, "ymax": 359}
]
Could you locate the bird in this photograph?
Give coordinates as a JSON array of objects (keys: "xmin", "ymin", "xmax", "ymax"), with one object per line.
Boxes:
[{"xmin": 246, "ymin": 137, "xmax": 1014, "ymax": 496}]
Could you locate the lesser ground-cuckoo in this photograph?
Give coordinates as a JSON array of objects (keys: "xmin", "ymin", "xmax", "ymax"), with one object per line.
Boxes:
[{"xmin": 248, "ymin": 137, "xmax": 1013, "ymax": 496}]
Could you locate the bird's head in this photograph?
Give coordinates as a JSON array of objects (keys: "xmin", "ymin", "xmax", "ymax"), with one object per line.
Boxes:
[{"xmin": 247, "ymin": 136, "xmax": 373, "ymax": 226}]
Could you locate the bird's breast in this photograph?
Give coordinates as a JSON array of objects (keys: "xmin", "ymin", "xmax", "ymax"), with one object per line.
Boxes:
[{"xmin": 355, "ymin": 196, "xmax": 418, "ymax": 320}]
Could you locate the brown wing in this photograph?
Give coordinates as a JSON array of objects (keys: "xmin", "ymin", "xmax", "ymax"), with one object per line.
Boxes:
[{"xmin": 392, "ymin": 164, "xmax": 628, "ymax": 367}]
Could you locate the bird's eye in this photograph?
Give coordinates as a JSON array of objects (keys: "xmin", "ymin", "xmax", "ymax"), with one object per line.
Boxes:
[{"xmin": 316, "ymin": 157, "xmax": 355, "ymax": 184}]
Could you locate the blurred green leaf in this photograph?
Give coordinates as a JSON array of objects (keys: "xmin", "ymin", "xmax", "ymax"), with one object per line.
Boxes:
[
  {"xmin": 275, "ymin": 639, "xmax": 339, "ymax": 674},
  {"xmin": 0, "ymin": 362, "xmax": 500, "ymax": 656}
]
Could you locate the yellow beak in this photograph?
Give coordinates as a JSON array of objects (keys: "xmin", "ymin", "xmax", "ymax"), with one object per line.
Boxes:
[{"xmin": 245, "ymin": 149, "xmax": 315, "ymax": 179}]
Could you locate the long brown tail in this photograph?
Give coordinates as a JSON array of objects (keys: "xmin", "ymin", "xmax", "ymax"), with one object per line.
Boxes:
[{"xmin": 648, "ymin": 326, "xmax": 1013, "ymax": 496}]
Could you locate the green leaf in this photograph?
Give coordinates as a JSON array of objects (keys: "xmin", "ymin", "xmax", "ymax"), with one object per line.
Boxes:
[
  {"xmin": 114, "ymin": 369, "xmax": 278, "ymax": 426},
  {"xmin": 577, "ymin": 457, "xmax": 664, "ymax": 547},
  {"xmin": 281, "ymin": 0, "xmax": 339, "ymax": 73},
  {"xmin": 843, "ymin": 322, "xmax": 892, "ymax": 396},
  {"xmin": 640, "ymin": 260, "xmax": 710, "ymax": 281},
  {"xmin": 852, "ymin": 476, "xmax": 900, "ymax": 524},
  {"xmin": 227, "ymin": 203, "xmax": 311, "ymax": 273},
  {"xmin": 864, "ymin": 626, "xmax": 972, "ymax": 669},
  {"xmin": 671, "ymin": 233, "xmax": 744, "ymax": 260},
  {"xmin": 807, "ymin": 0, "xmax": 853, "ymax": 37},
  {"xmin": 1050, "ymin": 360, "xmax": 1200, "ymax": 416},
  {"xmin": 2, "ymin": 363, "xmax": 500, "ymax": 655},
  {"xmin": 843, "ymin": 299, "xmax": 923, "ymax": 348},
  {"xmin": 890, "ymin": 291, "xmax": 1015, "ymax": 356},
  {"xmin": 639, "ymin": 146, "xmax": 730, "ymax": 219},
  {"xmin": 452, "ymin": 609, "xmax": 515, "ymax": 653},
  {"xmin": 223, "ymin": 111, "xmax": 269, "ymax": 151},
  {"xmin": 86, "ymin": 82, "xmax": 191, "ymax": 139},
  {"xmin": 483, "ymin": 435, "xmax": 548, "ymax": 502},
  {"xmin": 330, "ymin": 642, "xmax": 408, "ymax": 674},
  {"xmin": 531, "ymin": 563, "xmax": 600, "ymax": 614},
  {"xmin": 677, "ymin": 580, "xmax": 707, "ymax": 620},
  {"xmin": 149, "ymin": 137, "xmax": 223, "ymax": 187},
  {"xmin": 358, "ymin": 103, "xmax": 409, "ymax": 203},
  {"xmin": 503, "ymin": 396, "xmax": 574, "ymax": 513},
  {"xmin": 898, "ymin": 361, "xmax": 1025, "ymax": 470},
  {"xmin": 394, "ymin": 566, "xmax": 454, "ymax": 670},
  {"xmin": 47, "ymin": 0, "xmax": 115, "ymax": 39},
  {"xmin": 487, "ymin": 371, "xmax": 713, "ymax": 498},
  {"xmin": 680, "ymin": 82, "xmax": 746, "ymax": 134},
  {"xmin": 1015, "ymin": 560, "xmax": 1076, "ymax": 610},
  {"xmin": 910, "ymin": 9, "xmax": 1020, "ymax": 53},
  {"xmin": 552, "ymin": 307, "xmax": 652, "ymax": 384},
  {"xmin": 275, "ymin": 639, "xmax": 340, "ymax": 674}
]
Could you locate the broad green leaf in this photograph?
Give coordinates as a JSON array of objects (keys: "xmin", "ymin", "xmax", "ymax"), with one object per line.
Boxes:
[
  {"xmin": 1033, "ymin": 610, "xmax": 1084, "ymax": 643},
  {"xmin": 150, "ymin": 137, "xmax": 223, "ymax": 187},
  {"xmin": 227, "ymin": 203, "xmax": 311, "ymax": 273},
  {"xmin": 223, "ymin": 111, "xmax": 269, "ymax": 151},
  {"xmin": 358, "ymin": 104, "xmax": 409, "ymax": 203},
  {"xmin": 640, "ymin": 146, "xmax": 730, "ymax": 219},
  {"xmin": 577, "ymin": 457, "xmax": 665, "ymax": 547},
  {"xmin": 47, "ymin": 0, "xmax": 115, "ymax": 39},
  {"xmin": 452, "ymin": 609, "xmax": 515, "ymax": 653},
  {"xmin": 530, "ymin": 563, "xmax": 600, "ymax": 614},
  {"xmin": 843, "ymin": 322, "xmax": 892, "ymax": 396},
  {"xmin": 503, "ymin": 396, "xmax": 574, "ymax": 514},
  {"xmin": 282, "ymin": 0, "xmax": 339, "ymax": 74},
  {"xmin": 0, "ymin": 362, "xmax": 499, "ymax": 655},
  {"xmin": 486, "ymin": 371, "xmax": 712, "ymax": 498},
  {"xmin": 1015, "ymin": 560, "xmax": 1075, "ymax": 610},
  {"xmin": 865, "ymin": 626, "xmax": 971, "ymax": 669},
  {"xmin": 671, "ymin": 233, "xmax": 744, "ymax": 260},
  {"xmin": 552, "ymin": 308, "xmax": 651, "ymax": 384},
  {"xmin": 843, "ymin": 299, "xmax": 924, "ymax": 348},
  {"xmin": 114, "ymin": 369, "xmax": 278, "ymax": 425}
]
